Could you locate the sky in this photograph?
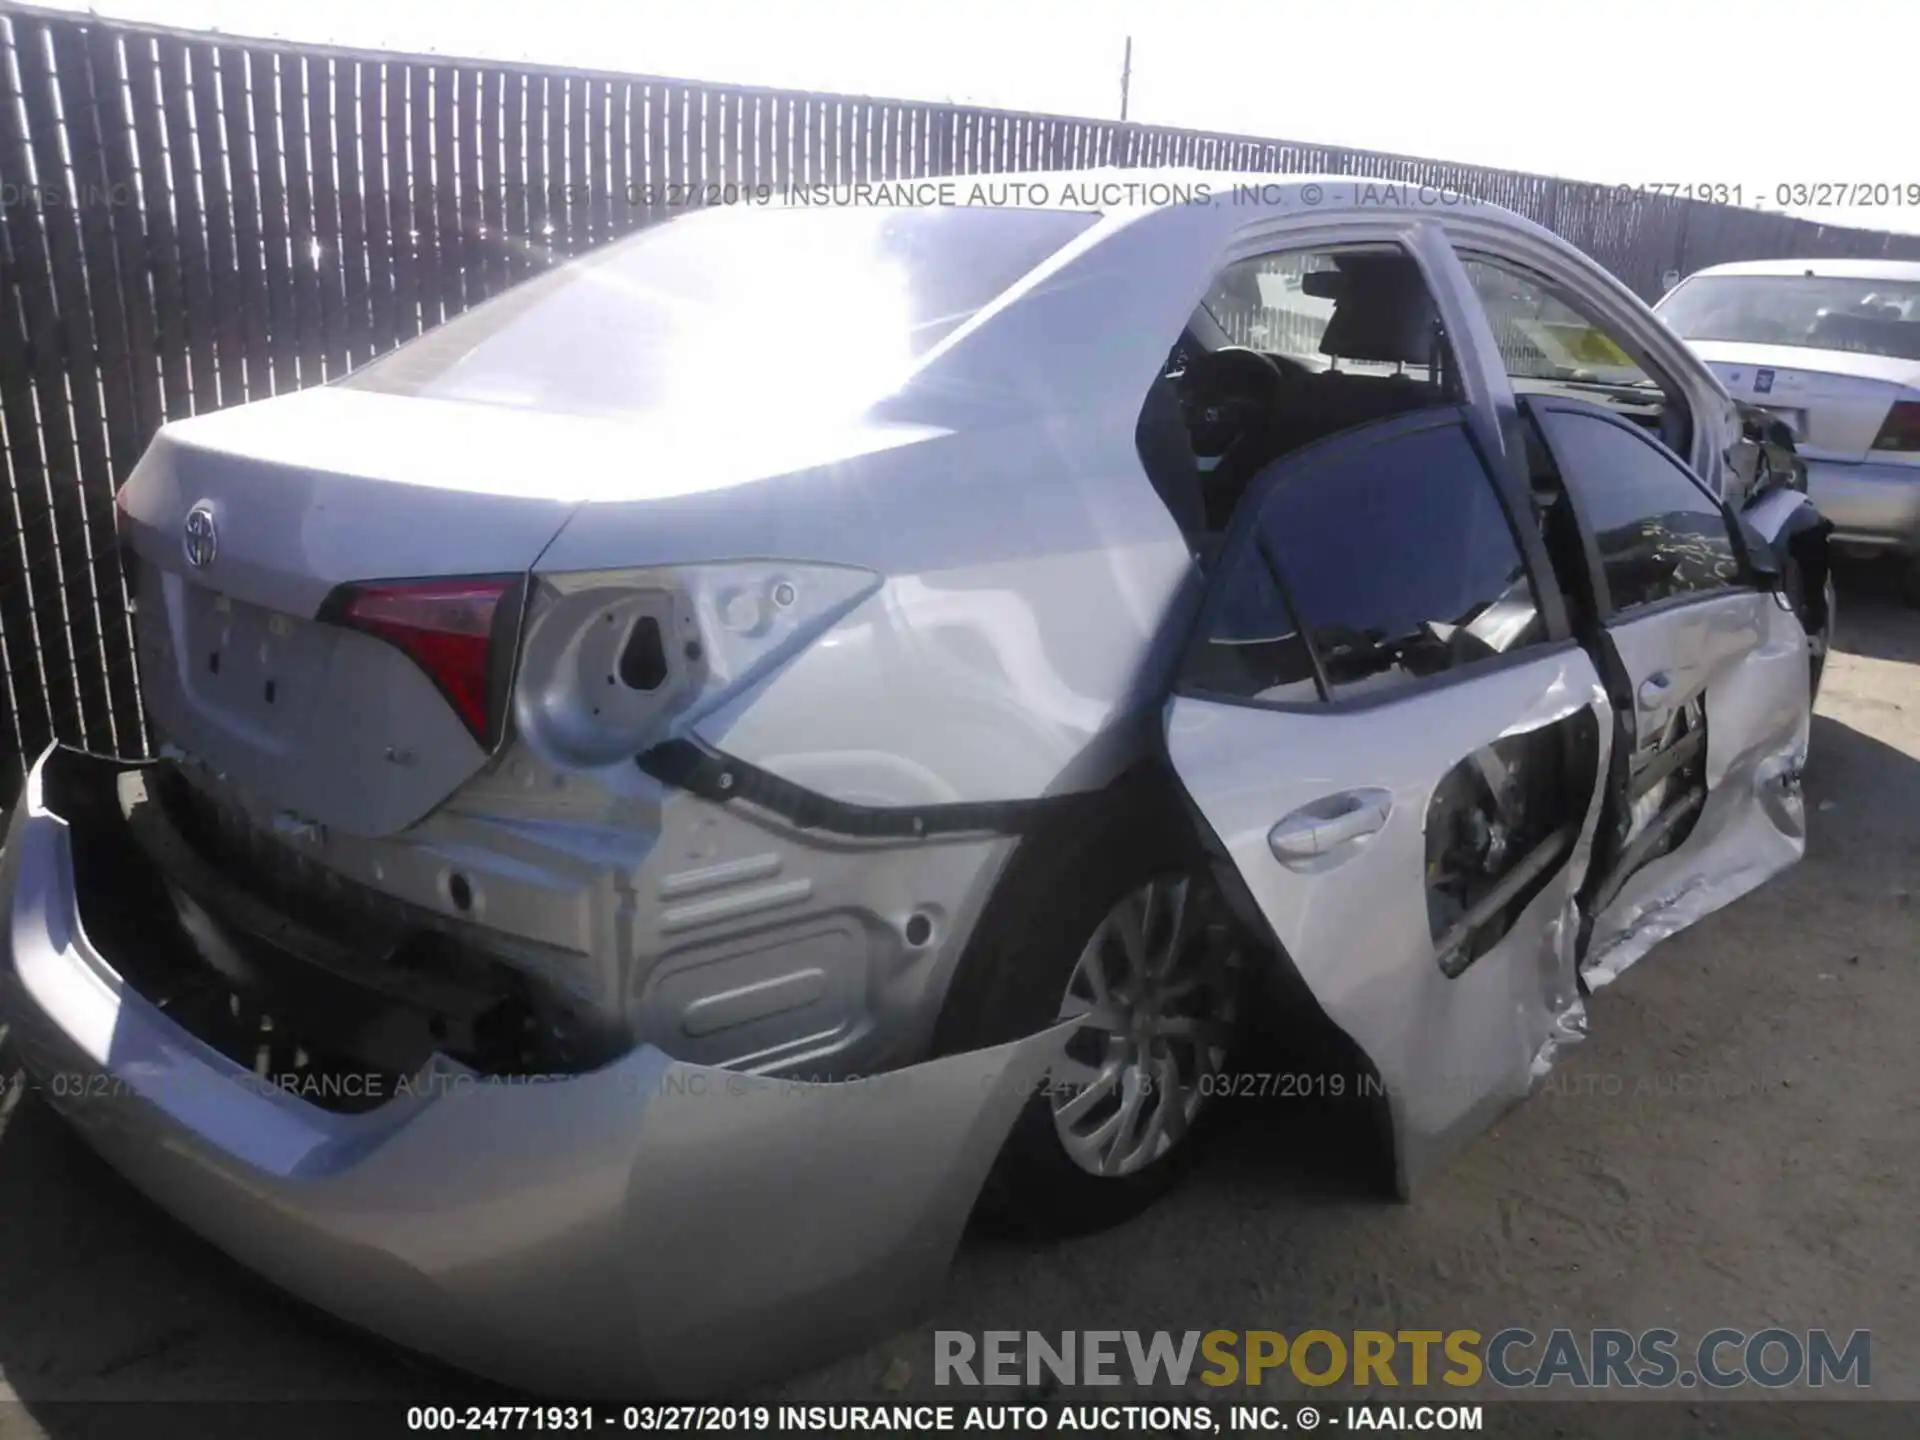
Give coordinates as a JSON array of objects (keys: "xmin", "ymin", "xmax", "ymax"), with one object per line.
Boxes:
[{"xmin": 25, "ymin": 0, "xmax": 1920, "ymax": 235}]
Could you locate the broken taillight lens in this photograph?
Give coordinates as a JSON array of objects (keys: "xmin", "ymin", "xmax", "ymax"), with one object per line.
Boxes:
[
  {"xmin": 322, "ymin": 576, "xmax": 520, "ymax": 746},
  {"xmin": 1870, "ymin": 400, "xmax": 1920, "ymax": 454}
]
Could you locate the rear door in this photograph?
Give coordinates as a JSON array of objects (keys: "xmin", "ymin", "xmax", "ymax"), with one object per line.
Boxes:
[
  {"xmin": 1520, "ymin": 397, "xmax": 1811, "ymax": 986},
  {"xmin": 1164, "ymin": 407, "xmax": 1611, "ymax": 1193}
]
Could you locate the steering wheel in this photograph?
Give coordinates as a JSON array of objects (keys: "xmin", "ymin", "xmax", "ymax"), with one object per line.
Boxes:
[
  {"xmin": 1180, "ymin": 346, "xmax": 1294, "ymax": 458},
  {"xmin": 1180, "ymin": 346, "xmax": 1315, "ymax": 527}
]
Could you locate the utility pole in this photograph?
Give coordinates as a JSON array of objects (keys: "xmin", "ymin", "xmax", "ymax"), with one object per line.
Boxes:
[{"xmin": 1120, "ymin": 36, "xmax": 1133, "ymax": 121}]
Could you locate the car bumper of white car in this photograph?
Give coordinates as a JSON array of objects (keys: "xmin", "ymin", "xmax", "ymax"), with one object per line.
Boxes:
[
  {"xmin": 1806, "ymin": 457, "xmax": 1920, "ymax": 554},
  {"xmin": 0, "ymin": 746, "xmax": 1065, "ymax": 1397}
]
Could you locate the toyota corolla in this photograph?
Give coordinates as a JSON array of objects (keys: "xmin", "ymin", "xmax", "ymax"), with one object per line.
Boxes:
[{"xmin": 0, "ymin": 173, "xmax": 1831, "ymax": 1396}]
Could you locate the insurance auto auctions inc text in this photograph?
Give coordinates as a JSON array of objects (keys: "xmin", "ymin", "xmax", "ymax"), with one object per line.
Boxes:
[
  {"xmin": 935, "ymin": 1327, "xmax": 1871, "ymax": 1392},
  {"xmin": 615, "ymin": 178, "xmax": 1487, "ymax": 212}
]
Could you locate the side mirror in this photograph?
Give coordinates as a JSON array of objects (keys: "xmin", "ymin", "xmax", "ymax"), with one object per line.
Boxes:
[{"xmin": 1737, "ymin": 514, "xmax": 1784, "ymax": 590}]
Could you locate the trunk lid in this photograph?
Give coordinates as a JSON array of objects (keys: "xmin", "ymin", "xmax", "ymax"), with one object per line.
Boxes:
[
  {"xmin": 119, "ymin": 386, "xmax": 594, "ymax": 837},
  {"xmin": 1686, "ymin": 339, "xmax": 1920, "ymax": 462}
]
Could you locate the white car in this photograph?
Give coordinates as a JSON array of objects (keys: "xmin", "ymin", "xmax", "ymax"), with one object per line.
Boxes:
[{"xmin": 1658, "ymin": 258, "xmax": 1920, "ymax": 595}]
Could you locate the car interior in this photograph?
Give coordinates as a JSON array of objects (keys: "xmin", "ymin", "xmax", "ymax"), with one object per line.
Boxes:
[
  {"xmin": 1146, "ymin": 250, "xmax": 1722, "ymax": 971},
  {"xmin": 1137, "ymin": 247, "xmax": 1464, "ymax": 546},
  {"xmin": 1138, "ymin": 244, "xmax": 1695, "ymax": 558}
]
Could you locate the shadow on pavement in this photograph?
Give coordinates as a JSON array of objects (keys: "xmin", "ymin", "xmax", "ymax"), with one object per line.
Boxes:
[{"xmin": 1829, "ymin": 557, "xmax": 1920, "ymax": 667}]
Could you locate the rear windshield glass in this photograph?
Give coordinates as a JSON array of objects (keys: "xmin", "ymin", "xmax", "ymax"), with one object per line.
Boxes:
[
  {"xmin": 343, "ymin": 205, "xmax": 1101, "ymax": 420},
  {"xmin": 1658, "ymin": 274, "xmax": 1920, "ymax": 361}
]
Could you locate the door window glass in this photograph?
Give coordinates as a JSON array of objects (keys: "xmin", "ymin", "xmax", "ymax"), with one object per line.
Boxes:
[
  {"xmin": 1535, "ymin": 410, "xmax": 1743, "ymax": 612},
  {"xmin": 1460, "ymin": 254, "xmax": 1690, "ymax": 453},
  {"xmin": 1180, "ymin": 419, "xmax": 1547, "ymax": 703}
]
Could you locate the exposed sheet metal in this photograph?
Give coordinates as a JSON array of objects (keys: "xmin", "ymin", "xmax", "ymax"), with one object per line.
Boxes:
[
  {"xmin": 1581, "ymin": 597, "xmax": 1811, "ymax": 990},
  {"xmin": 0, "ymin": 748, "xmax": 1072, "ymax": 1396},
  {"xmin": 1167, "ymin": 649, "xmax": 1615, "ymax": 1195},
  {"xmin": 1581, "ymin": 740, "xmax": 1807, "ymax": 990}
]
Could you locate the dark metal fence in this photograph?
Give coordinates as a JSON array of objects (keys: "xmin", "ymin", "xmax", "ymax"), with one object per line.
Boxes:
[{"xmin": 6, "ymin": 2, "xmax": 1920, "ymax": 805}]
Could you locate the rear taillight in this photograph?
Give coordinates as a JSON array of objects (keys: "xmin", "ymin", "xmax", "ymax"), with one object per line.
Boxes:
[
  {"xmin": 321, "ymin": 576, "xmax": 521, "ymax": 747},
  {"xmin": 1870, "ymin": 400, "xmax": 1920, "ymax": 453}
]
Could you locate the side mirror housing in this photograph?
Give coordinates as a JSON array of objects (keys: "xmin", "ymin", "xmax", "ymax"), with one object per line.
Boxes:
[{"xmin": 1737, "ymin": 514, "xmax": 1784, "ymax": 590}]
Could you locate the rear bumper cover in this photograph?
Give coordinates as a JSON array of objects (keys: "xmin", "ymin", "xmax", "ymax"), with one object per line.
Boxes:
[
  {"xmin": 0, "ymin": 747, "xmax": 1066, "ymax": 1397},
  {"xmin": 1806, "ymin": 457, "xmax": 1920, "ymax": 551}
]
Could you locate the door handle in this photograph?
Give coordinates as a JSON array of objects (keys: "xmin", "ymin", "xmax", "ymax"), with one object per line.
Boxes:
[
  {"xmin": 1637, "ymin": 672, "xmax": 1675, "ymax": 710},
  {"xmin": 1268, "ymin": 788, "xmax": 1393, "ymax": 864}
]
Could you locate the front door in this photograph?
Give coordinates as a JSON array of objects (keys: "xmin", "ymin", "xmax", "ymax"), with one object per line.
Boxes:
[{"xmin": 1518, "ymin": 397, "xmax": 1811, "ymax": 986}]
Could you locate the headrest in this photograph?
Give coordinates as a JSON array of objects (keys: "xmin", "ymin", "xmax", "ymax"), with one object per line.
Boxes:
[{"xmin": 1319, "ymin": 255, "xmax": 1441, "ymax": 366}]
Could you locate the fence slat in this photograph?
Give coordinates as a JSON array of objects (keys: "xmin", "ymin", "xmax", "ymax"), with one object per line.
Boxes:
[
  {"xmin": 480, "ymin": 69, "xmax": 509, "ymax": 289},
  {"xmin": 219, "ymin": 45, "xmax": 275, "ymax": 397},
  {"xmin": 431, "ymin": 65, "xmax": 466, "ymax": 316},
  {"xmin": 81, "ymin": 26, "xmax": 161, "ymax": 446},
  {"xmin": 304, "ymin": 55, "xmax": 349, "ymax": 377},
  {"xmin": 446, "ymin": 67, "xmax": 480, "ymax": 309},
  {"xmin": 524, "ymin": 71, "xmax": 551, "ymax": 265},
  {"xmin": 64, "ymin": 25, "xmax": 145, "ymax": 749},
  {"xmin": 406, "ymin": 65, "xmax": 443, "ymax": 328},
  {"xmin": 564, "ymin": 73, "xmax": 589, "ymax": 256},
  {"xmin": 501, "ymin": 71, "xmax": 531, "ymax": 280},
  {"xmin": 330, "ymin": 57, "xmax": 371, "ymax": 363},
  {"xmin": 249, "ymin": 51, "xmax": 300, "ymax": 392},
  {"xmin": 153, "ymin": 38, "xmax": 216, "ymax": 411},
  {"xmin": 129, "ymin": 34, "xmax": 191, "ymax": 419},
  {"xmin": 14, "ymin": 16, "xmax": 111, "ymax": 753},
  {"xmin": 187, "ymin": 42, "xmax": 242, "ymax": 404},
  {"xmin": 0, "ymin": 13, "xmax": 57, "ymax": 785},
  {"xmin": 362, "ymin": 59, "xmax": 401, "ymax": 351},
  {"xmin": 277, "ymin": 53, "xmax": 328, "ymax": 388}
]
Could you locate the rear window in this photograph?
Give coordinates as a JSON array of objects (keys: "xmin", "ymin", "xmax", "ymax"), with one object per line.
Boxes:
[
  {"xmin": 1658, "ymin": 274, "xmax": 1920, "ymax": 361},
  {"xmin": 344, "ymin": 205, "xmax": 1100, "ymax": 420}
]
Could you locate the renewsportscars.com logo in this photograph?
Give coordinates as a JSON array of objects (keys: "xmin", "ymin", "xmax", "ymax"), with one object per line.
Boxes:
[{"xmin": 935, "ymin": 1328, "xmax": 1872, "ymax": 1390}]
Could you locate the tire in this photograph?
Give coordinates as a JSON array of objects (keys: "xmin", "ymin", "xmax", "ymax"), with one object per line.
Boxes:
[{"xmin": 931, "ymin": 774, "xmax": 1246, "ymax": 1237}]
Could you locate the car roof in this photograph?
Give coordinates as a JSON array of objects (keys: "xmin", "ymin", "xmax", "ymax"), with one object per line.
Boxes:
[{"xmin": 1683, "ymin": 257, "xmax": 1920, "ymax": 282}]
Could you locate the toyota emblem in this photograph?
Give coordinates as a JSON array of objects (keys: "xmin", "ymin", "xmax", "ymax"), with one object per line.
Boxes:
[{"xmin": 182, "ymin": 501, "xmax": 218, "ymax": 569}]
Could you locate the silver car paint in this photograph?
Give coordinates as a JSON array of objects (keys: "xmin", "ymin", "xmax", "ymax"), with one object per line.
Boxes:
[
  {"xmin": 130, "ymin": 560, "xmax": 491, "ymax": 838},
  {"xmin": 0, "ymin": 757, "xmax": 1068, "ymax": 1395},
  {"xmin": 0, "ymin": 172, "xmax": 1817, "ymax": 1393},
  {"xmin": 1167, "ymin": 647, "xmax": 1615, "ymax": 1195},
  {"xmin": 159, "ymin": 724, "xmax": 1020, "ymax": 1078},
  {"xmin": 558, "ymin": 201, "xmax": 1607, "ymax": 811},
  {"xmin": 1581, "ymin": 591, "xmax": 1811, "ymax": 987}
]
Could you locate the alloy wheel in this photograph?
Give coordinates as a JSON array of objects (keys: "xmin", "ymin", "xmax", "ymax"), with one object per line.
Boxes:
[{"xmin": 1049, "ymin": 872, "xmax": 1239, "ymax": 1178}]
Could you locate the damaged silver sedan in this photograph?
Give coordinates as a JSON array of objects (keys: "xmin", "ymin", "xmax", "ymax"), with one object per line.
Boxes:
[{"xmin": 0, "ymin": 173, "xmax": 1828, "ymax": 1395}]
